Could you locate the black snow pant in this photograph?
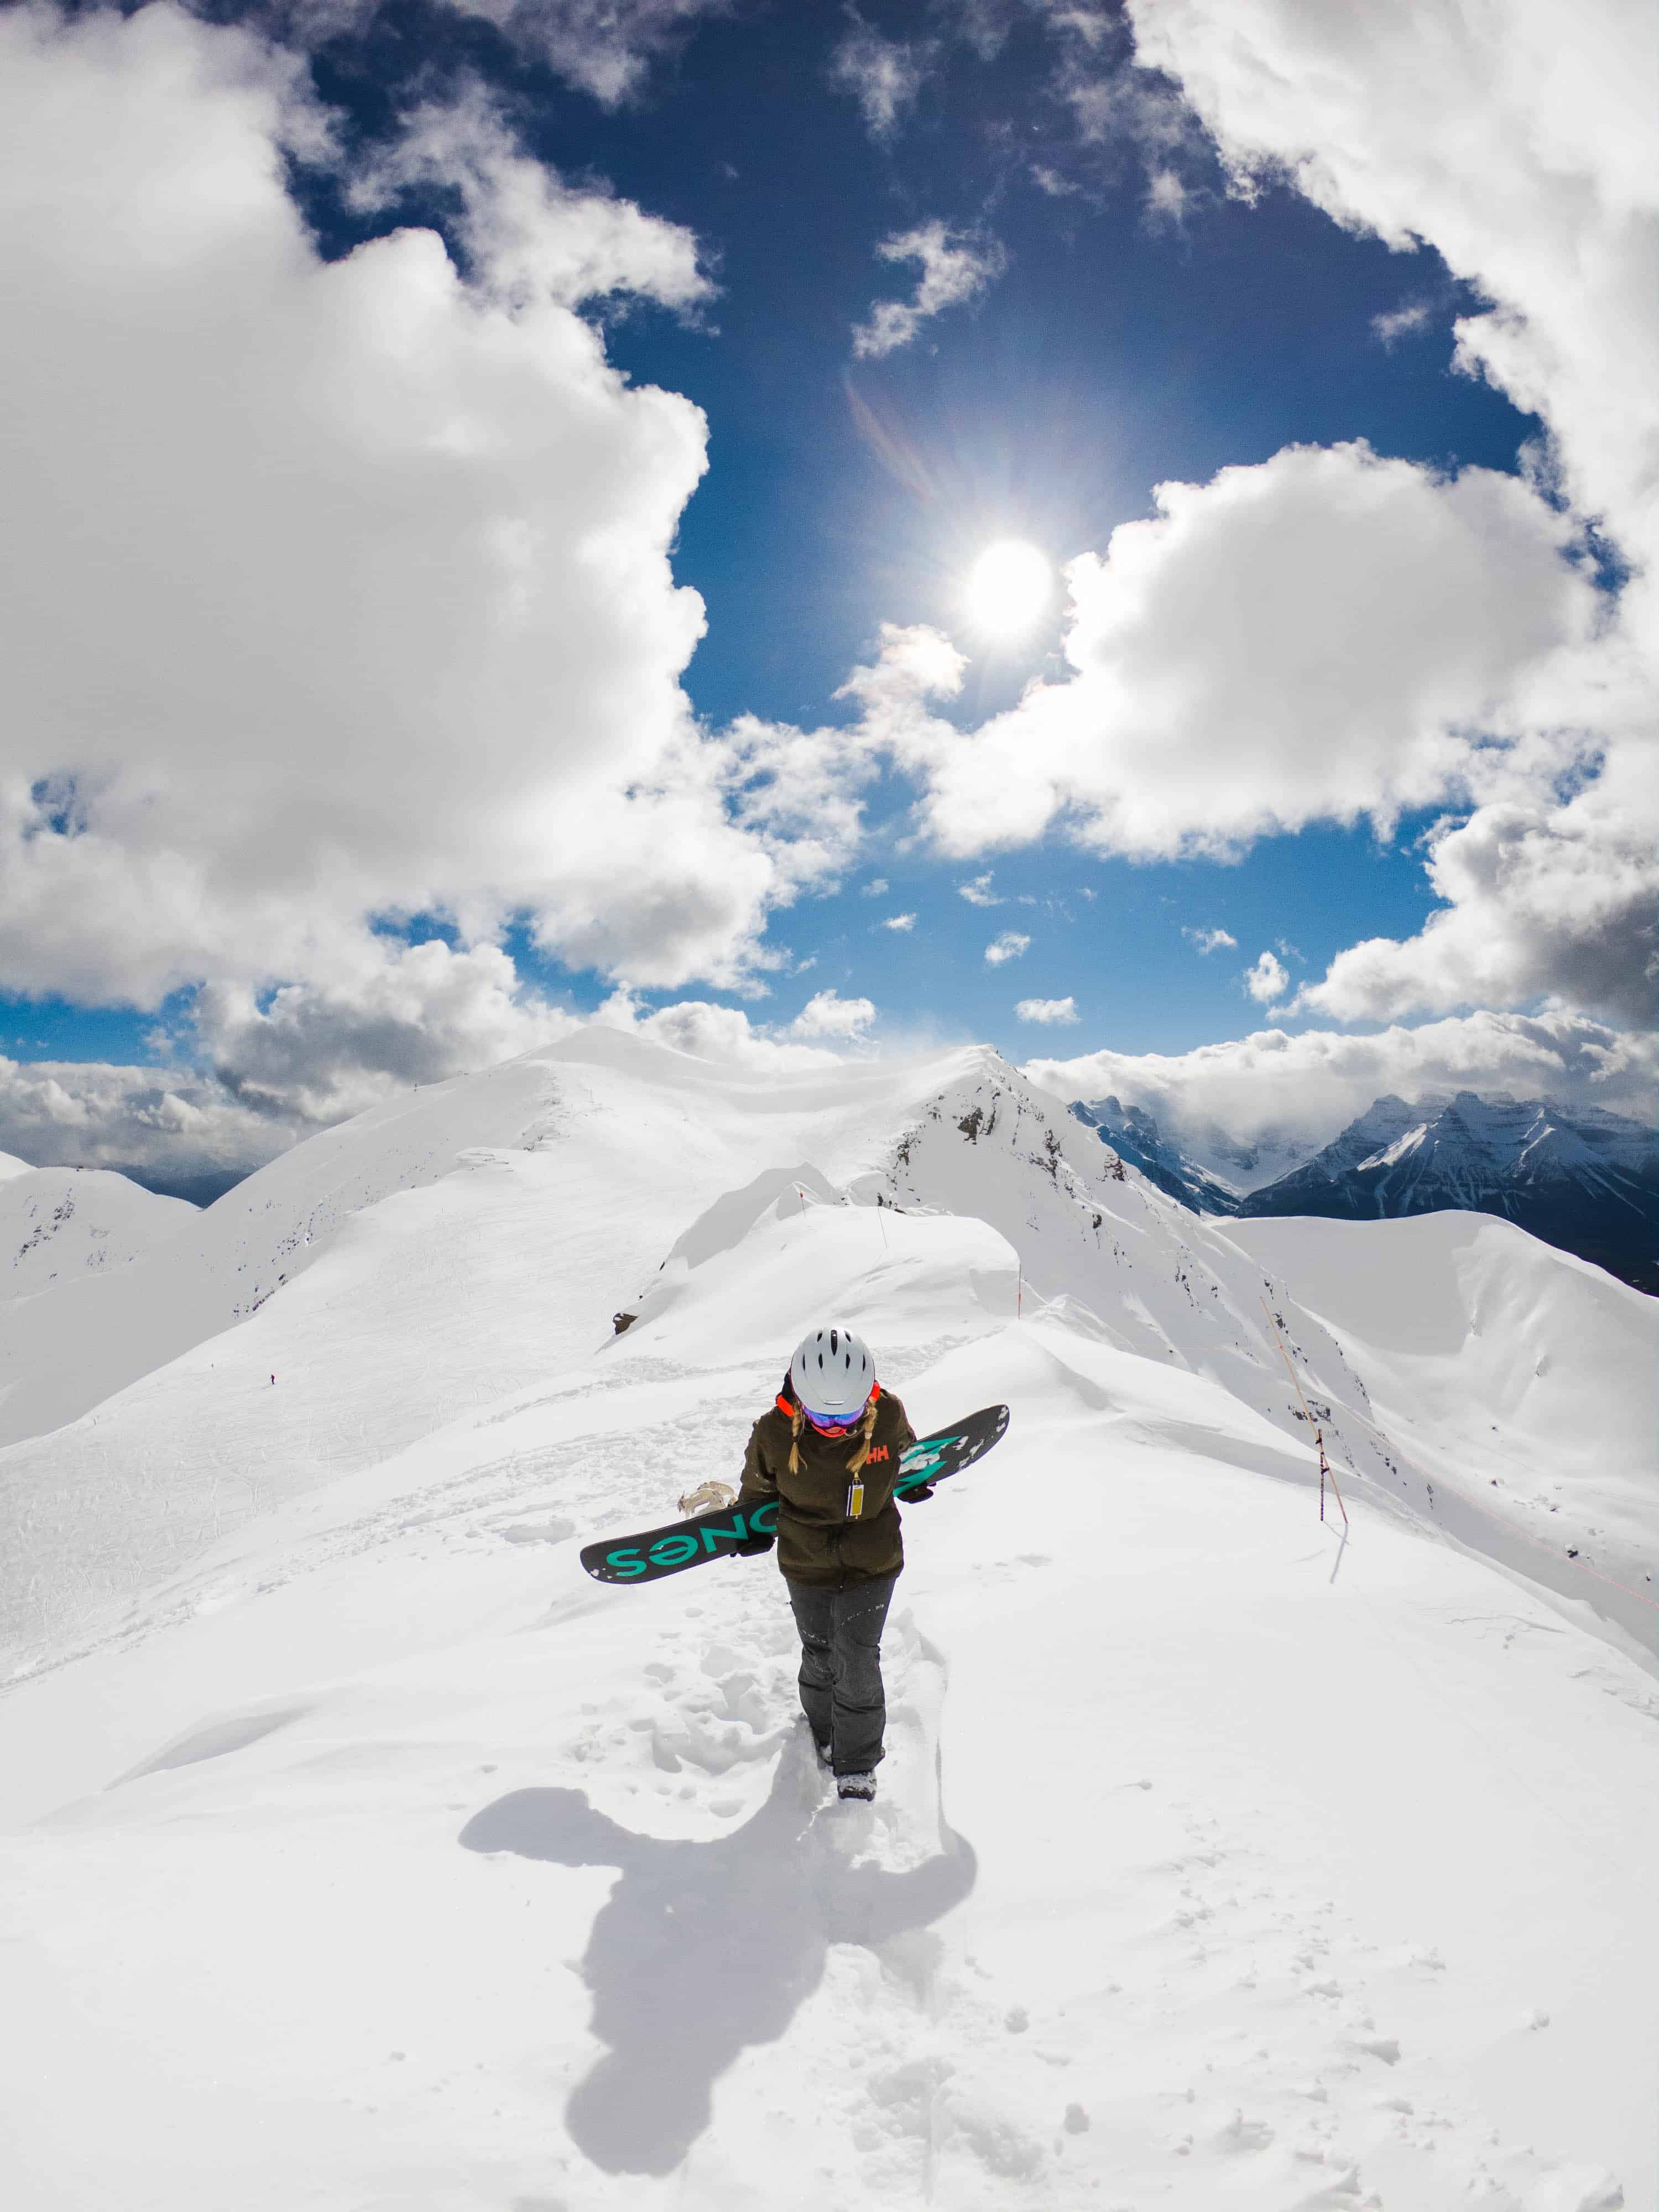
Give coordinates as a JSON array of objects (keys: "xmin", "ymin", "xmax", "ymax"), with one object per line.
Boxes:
[{"xmin": 785, "ymin": 1573, "xmax": 898, "ymax": 1777}]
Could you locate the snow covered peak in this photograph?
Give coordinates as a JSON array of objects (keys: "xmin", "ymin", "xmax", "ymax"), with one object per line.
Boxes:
[
  {"xmin": 0, "ymin": 1162, "xmax": 196, "ymax": 1305},
  {"xmin": 1291, "ymin": 1088, "xmax": 1653, "ymax": 1195},
  {"xmin": 1067, "ymin": 1094, "xmax": 1248, "ymax": 1213},
  {"xmin": 1243, "ymin": 1089, "xmax": 1657, "ymax": 1290}
]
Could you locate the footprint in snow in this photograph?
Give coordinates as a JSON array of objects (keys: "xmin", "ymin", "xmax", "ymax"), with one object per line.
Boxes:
[{"xmin": 459, "ymin": 1726, "xmax": 977, "ymax": 2178}]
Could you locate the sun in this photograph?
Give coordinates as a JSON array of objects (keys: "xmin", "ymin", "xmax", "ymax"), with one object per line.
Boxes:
[{"xmin": 963, "ymin": 540, "xmax": 1053, "ymax": 640}]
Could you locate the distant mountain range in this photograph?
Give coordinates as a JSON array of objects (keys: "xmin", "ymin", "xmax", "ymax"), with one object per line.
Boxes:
[
  {"xmin": 1068, "ymin": 1096, "xmax": 1248, "ymax": 1215},
  {"xmin": 1070, "ymin": 1091, "xmax": 1657, "ymax": 1293}
]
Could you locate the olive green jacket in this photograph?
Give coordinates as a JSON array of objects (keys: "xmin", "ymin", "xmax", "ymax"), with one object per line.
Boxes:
[{"xmin": 737, "ymin": 1390, "xmax": 918, "ymax": 1589}]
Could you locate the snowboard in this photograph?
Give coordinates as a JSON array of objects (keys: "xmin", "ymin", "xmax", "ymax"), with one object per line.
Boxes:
[{"xmin": 580, "ymin": 1404, "xmax": 1010, "ymax": 1587}]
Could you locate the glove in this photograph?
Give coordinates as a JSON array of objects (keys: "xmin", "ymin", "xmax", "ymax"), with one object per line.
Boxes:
[
  {"xmin": 732, "ymin": 1527, "xmax": 776, "ymax": 1556},
  {"xmin": 901, "ymin": 1484, "xmax": 936, "ymax": 1504},
  {"xmin": 678, "ymin": 1478, "xmax": 737, "ymax": 1516}
]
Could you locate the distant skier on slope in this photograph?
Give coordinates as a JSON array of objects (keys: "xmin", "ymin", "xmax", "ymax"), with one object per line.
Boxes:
[{"xmin": 734, "ymin": 1324, "xmax": 926, "ymax": 1804}]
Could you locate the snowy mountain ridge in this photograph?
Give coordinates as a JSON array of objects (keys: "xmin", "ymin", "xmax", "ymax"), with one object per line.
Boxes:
[
  {"xmin": 0, "ymin": 1027, "xmax": 1652, "ymax": 2209},
  {"xmin": 1067, "ymin": 1086, "xmax": 1656, "ymax": 1292},
  {"xmin": 3, "ymin": 1034, "xmax": 1652, "ymax": 1658},
  {"xmin": 1240, "ymin": 1090, "xmax": 1657, "ymax": 1292},
  {"xmin": 1067, "ymin": 1093, "xmax": 1248, "ymax": 1213}
]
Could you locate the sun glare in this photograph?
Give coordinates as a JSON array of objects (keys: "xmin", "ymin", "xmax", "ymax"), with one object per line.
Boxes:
[{"xmin": 963, "ymin": 539, "xmax": 1052, "ymax": 640}]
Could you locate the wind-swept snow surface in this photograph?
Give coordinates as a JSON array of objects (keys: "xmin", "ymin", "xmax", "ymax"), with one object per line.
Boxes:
[{"xmin": 0, "ymin": 1031, "xmax": 1651, "ymax": 2208}]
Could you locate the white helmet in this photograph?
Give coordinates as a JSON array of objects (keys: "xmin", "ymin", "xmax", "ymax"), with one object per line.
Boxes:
[{"xmin": 790, "ymin": 1324, "xmax": 876, "ymax": 1420}]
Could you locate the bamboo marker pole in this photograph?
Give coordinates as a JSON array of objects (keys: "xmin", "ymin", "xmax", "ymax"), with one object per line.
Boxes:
[{"xmin": 1260, "ymin": 1296, "xmax": 1349, "ymax": 1530}]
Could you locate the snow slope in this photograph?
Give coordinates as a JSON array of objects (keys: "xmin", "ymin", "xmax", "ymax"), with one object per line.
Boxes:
[
  {"xmin": 3, "ymin": 1033, "xmax": 1650, "ymax": 1658},
  {"xmin": 1232, "ymin": 1212, "xmax": 1656, "ymax": 1605},
  {"xmin": 0, "ymin": 1030, "xmax": 1652, "ymax": 2209},
  {"xmin": 0, "ymin": 1033, "xmax": 1030, "ymax": 1455},
  {"xmin": 0, "ymin": 1161, "xmax": 195, "ymax": 1308},
  {"xmin": 0, "ymin": 1036, "xmax": 1040, "ymax": 1646},
  {"xmin": 0, "ymin": 1047, "xmax": 576, "ymax": 1451}
]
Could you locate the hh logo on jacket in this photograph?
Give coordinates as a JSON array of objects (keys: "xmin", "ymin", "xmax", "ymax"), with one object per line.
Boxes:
[{"xmin": 866, "ymin": 1444, "xmax": 890, "ymax": 1463}]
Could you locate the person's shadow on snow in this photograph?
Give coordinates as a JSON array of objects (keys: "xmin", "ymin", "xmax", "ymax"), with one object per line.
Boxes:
[{"xmin": 459, "ymin": 1731, "xmax": 976, "ymax": 2176}]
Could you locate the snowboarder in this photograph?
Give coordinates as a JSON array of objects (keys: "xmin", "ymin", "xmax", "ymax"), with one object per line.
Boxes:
[{"xmin": 735, "ymin": 1324, "xmax": 926, "ymax": 1803}]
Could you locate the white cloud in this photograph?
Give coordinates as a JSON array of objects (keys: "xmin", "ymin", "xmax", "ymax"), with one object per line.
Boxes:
[
  {"xmin": 1121, "ymin": 0, "xmax": 1658, "ymax": 1027},
  {"xmin": 595, "ymin": 994, "xmax": 844, "ymax": 1070},
  {"xmin": 1015, "ymin": 996, "xmax": 1078, "ymax": 1025},
  {"xmin": 1243, "ymin": 950, "xmax": 1288, "ymax": 1005},
  {"xmin": 880, "ymin": 913, "xmax": 917, "ymax": 932},
  {"xmin": 861, "ymin": 879, "xmax": 890, "ymax": 897},
  {"xmin": 1143, "ymin": 168, "xmax": 1192, "ymax": 224},
  {"xmin": 851, "ymin": 222, "xmax": 1009, "ymax": 360},
  {"xmin": 837, "ymin": 621, "xmax": 969, "ymax": 728},
  {"xmin": 984, "ymin": 932, "xmax": 1031, "ymax": 966},
  {"xmin": 421, "ymin": 0, "xmax": 729, "ymax": 106},
  {"xmin": 1183, "ymin": 926, "xmax": 1237, "ymax": 954},
  {"xmin": 194, "ymin": 940, "xmax": 579, "ymax": 1124},
  {"xmin": 958, "ymin": 874, "xmax": 1001, "ymax": 907},
  {"xmin": 1035, "ymin": 3, "xmax": 1209, "ymax": 206},
  {"xmin": 1025, "ymin": 1009, "xmax": 1659, "ymax": 1161},
  {"xmin": 0, "ymin": 6, "xmax": 810, "ymax": 1033},
  {"xmin": 953, "ymin": 0, "xmax": 1022, "ymax": 62},
  {"xmin": 1295, "ymin": 764, "xmax": 1658, "ymax": 1025},
  {"xmin": 894, "ymin": 440, "xmax": 1595, "ymax": 860},
  {"xmin": 0, "ymin": 1053, "xmax": 298, "ymax": 1193},
  {"xmin": 1126, "ymin": 0, "xmax": 1657, "ymax": 559},
  {"xmin": 830, "ymin": 11, "xmax": 932, "ymax": 139},
  {"xmin": 1372, "ymin": 300, "xmax": 1433, "ymax": 347},
  {"xmin": 348, "ymin": 82, "xmax": 713, "ymax": 315},
  {"xmin": 788, "ymin": 989, "xmax": 877, "ymax": 1040},
  {"xmin": 717, "ymin": 711, "xmax": 877, "ymax": 911}
]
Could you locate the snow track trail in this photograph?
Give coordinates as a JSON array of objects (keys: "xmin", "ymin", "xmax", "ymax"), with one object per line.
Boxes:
[{"xmin": 0, "ymin": 1031, "xmax": 1651, "ymax": 2208}]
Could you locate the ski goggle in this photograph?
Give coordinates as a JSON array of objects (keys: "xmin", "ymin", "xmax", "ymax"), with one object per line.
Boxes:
[{"xmin": 802, "ymin": 1404, "xmax": 863, "ymax": 1437}]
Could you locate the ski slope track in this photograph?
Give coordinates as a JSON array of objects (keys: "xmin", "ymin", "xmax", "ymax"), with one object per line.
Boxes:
[{"xmin": 0, "ymin": 1029, "xmax": 1651, "ymax": 2210}]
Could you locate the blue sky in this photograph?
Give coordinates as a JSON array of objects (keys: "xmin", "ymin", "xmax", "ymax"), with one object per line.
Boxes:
[
  {"xmin": 0, "ymin": 1, "xmax": 1650, "ymax": 1183},
  {"xmin": 319, "ymin": 0, "xmax": 1531, "ymax": 1062}
]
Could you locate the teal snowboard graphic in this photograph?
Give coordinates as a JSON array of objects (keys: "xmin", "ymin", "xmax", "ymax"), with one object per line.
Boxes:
[{"xmin": 580, "ymin": 1404, "xmax": 1010, "ymax": 1587}]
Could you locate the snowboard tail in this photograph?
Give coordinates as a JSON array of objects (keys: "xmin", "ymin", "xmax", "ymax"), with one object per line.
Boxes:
[{"xmin": 580, "ymin": 1403, "xmax": 1009, "ymax": 1587}]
